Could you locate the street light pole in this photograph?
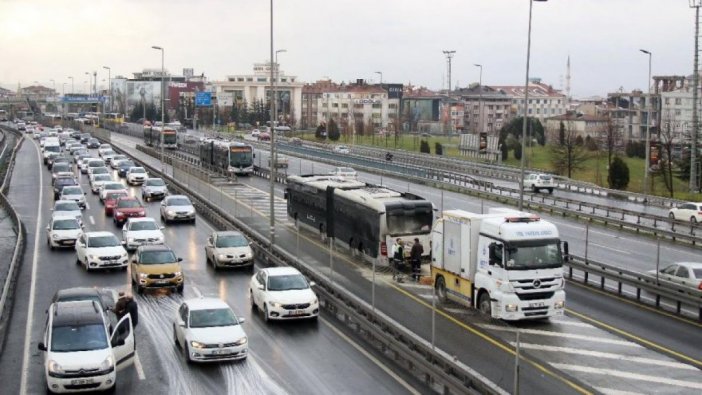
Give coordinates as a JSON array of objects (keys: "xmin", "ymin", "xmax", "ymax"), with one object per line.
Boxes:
[
  {"xmin": 276, "ymin": 49, "xmax": 286, "ymax": 129},
  {"xmin": 375, "ymin": 71, "xmax": 384, "ymax": 131},
  {"xmin": 269, "ymin": 0, "xmax": 276, "ymax": 249},
  {"xmin": 152, "ymin": 46, "xmax": 165, "ymax": 174},
  {"xmin": 519, "ymin": 0, "xmax": 548, "ymax": 212},
  {"xmin": 640, "ymin": 49, "xmax": 652, "ymax": 200},
  {"xmin": 103, "ymin": 66, "xmax": 111, "ymax": 113},
  {"xmin": 68, "ymin": 76, "xmax": 74, "ymax": 94},
  {"xmin": 690, "ymin": 0, "xmax": 701, "ymax": 193},
  {"xmin": 375, "ymin": 71, "xmax": 383, "ymax": 84},
  {"xmin": 474, "ymin": 64, "xmax": 483, "ymax": 134}
]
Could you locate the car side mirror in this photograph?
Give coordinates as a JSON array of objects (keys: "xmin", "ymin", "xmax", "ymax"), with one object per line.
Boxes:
[
  {"xmin": 177, "ymin": 257, "xmax": 183, "ymax": 262},
  {"xmin": 562, "ymin": 241, "xmax": 569, "ymax": 263},
  {"xmin": 238, "ymin": 317, "xmax": 246, "ymax": 324},
  {"xmin": 121, "ymin": 241, "xmax": 126, "ymax": 245},
  {"xmin": 178, "ymin": 320, "xmax": 186, "ymax": 327},
  {"xmin": 38, "ymin": 342, "xmax": 47, "ymax": 351},
  {"xmin": 131, "ymin": 258, "xmax": 136, "ymax": 263},
  {"xmin": 309, "ymin": 281, "xmax": 316, "ymax": 287},
  {"xmin": 256, "ymin": 283, "xmax": 264, "ymax": 290},
  {"xmin": 46, "ymin": 226, "xmax": 50, "ymax": 231}
]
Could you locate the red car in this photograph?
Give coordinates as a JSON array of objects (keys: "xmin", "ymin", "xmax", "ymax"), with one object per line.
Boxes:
[
  {"xmin": 104, "ymin": 191, "xmax": 129, "ymax": 216},
  {"xmin": 113, "ymin": 196, "xmax": 146, "ymax": 226}
]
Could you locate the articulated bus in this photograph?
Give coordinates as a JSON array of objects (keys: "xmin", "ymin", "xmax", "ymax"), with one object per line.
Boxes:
[
  {"xmin": 99, "ymin": 113, "xmax": 124, "ymax": 128},
  {"xmin": 285, "ymin": 175, "xmax": 434, "ymax": 265},
  {"xmin": 143, "ymin": 125, "xmax": 178, "ymax": 149},
  {"xmin": 199, "ymin": 140, "xmax": 254, "ymax": 175}
]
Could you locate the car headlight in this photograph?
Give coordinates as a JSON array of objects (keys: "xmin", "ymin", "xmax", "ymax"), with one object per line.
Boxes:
[
  {"xmin": 127, "ymin": 237, "xmax": 135, "ymax": 243},
  {"xmin": 121, "ymin": 252, "xmax": 128, "ymax": 260},
  {"xmin": 48, "ymin": 360, "xmax": 64, "ymax": 374},
  {"xmin": 496, "ymin": 280, "xmax": 515, "ymax": 293},
  {"xmin": 233, "ymin": 337, "xmax": 248, "ymax": 346},
  {"xmin": 270, "ymin": 302, "xmax": 283, "ymax": 308},
  {"xmin": 99, "ymin": 355, "xmax": 114, "ymax": 371},
  {"xmin": 138, "ymin": 272, "xmax": 148, "ymax": 278},
  {"xmin": 88, "ymin": 255, "xmax": 97, "ymax": 260},
  {"xmin": 52, "ymin": 234, "xmax": 59, "ymax": 239},
  {"xmin": 190, "ymin": 341, "xmax": 206, "ymax": 349},
  {"xmin": 167, "ymin": 210, "xmax": 175, "ymax": 215},
  {"xmin": 311, "ymin": 297, "xmax": 319, "ymax": 305},
  {"xmin": 554, "ymin": 300, "xmax": 565, "ymax": 309},
  {"xmin": 217, "ymin": 254, "xmax": 228, "ymax": 260},
  {"xmin": 505, "ymin": 304, "xmax": 519, "ymax": 312},
  {"xmin": 174, "ymin": 271, "xmax": 182, "ymax": 277}
]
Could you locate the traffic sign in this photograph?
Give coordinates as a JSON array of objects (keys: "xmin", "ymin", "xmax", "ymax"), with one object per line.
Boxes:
[{"xmin": 195, "ymin": 92, "xmax": 212, "ymax": 107}]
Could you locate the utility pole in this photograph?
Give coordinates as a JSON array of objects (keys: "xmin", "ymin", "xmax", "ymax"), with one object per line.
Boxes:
[
  {"xmin": 269, "ymin": 0, "xmax": 277, "ymax": 248},
  {"xmin": 442, "ymin": 50, "xmax": 456, "ymax": 93},
  {"xmin": 640, "ymin": 49, "xmax": 653, "ymax": 201},
  {"xmin": 474, "ymin": 64, "xmax": 483, "ymax": 134},
  {"xmin": 691, "ymin": 0, "xmax": 701, "ymax": 193}
]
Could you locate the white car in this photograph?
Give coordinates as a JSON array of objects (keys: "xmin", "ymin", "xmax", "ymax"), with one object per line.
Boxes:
[
  {"xmin": 647, "ymin": 262, "xmax": 702, "ymax": 290},
  {"xmin": 88, "ymin": 165, "xmax": 110, "ymax": 178},
  {"xmin": 38, "ymin": 301, "xmax": 134, "ymax": 394},
  {"xmin": 75, "ymin": 231, "xmax": 128, "ymax": 271},
  {"xmin": 160, "ymin": 195, "xmax": 196, "ymax": 223},
  {"xmin": 52, "ymin": 200, "xmax": 82, "ymax": 225},
  {"xmin": 141, "ymin": 178, "xmax": 168, "ymax": 201},
  {"xmin": 78, "ymin": 157, "xmax": 96, "ymax": 173},
  {"xmin": 99, "ymin": 182, "xmax": 128, "ymax": 201},
  {"xmin": 86, "ymin": 159, "xmax": 107, "ymax": 175},
  {"xmin": 126, "ymin": 167, "xmax": 148, "ymax": 185},
  {"xmin": 173, "ymin": 298, "xmax": 248, "ymax": 363},
  {"xmin": 90, "ymin": 174, "xmax": 113, "ymax": 194},
  {"xmin": 97, "ymin": 144, "xmax": 112, "ymax": 157},
  {"xmin": 122, "ymin": 217, "xmax": 165, "ymax": 251},
  {"xmin": 668, "ymin": 202, "xmax": 702, "ymax": 224},
  {"xmin": 205, "ymin": 231, "xmax": 254, "ymax": 270},
  {"xmin": 101, "ymin": 150, "xmax": 116, "ymax": 164},
  {"xmin": 109, "ymin": 155, "xmax": 128, "ymax": 168},
  {"xmin": 250, "ymin": 129, "xmax": 261, "ymax": 138},
  {"xmin": 329, "ymin": 166, "xmax": 357, "ymax": 180},
  {"xmin": 523, "ymin": 173, "xmax": 555, "ymax": 194},
  {"xmin": 333, "ymin": 145, "xmax": 350, "ymax": 154},
  {"xmin": 249, "ymin": 267, "xmax": 319, "ymax": 321},
  {"xmin": 59, "ymin": 185, "xmax": 86, "ymax": 209},
  {"xmin": 46, "ymin": 216, "xmax": 82, "ymax": 250}
]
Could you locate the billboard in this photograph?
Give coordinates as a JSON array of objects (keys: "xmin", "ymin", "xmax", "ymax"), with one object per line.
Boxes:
[
  {"xmin": 61, "ymin": 95, "xmax": 106, "ymax": 103},
  {"xmin": 195, "ymin": 92, "xmax": 212, "ymax": 107}
]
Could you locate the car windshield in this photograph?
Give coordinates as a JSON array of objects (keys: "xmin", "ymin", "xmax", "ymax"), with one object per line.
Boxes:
[
  {"xmin": 504, "ymin": 240, "xmax": 563, "ymax": 270},
  {"xmin": 45, "ymin": 145, "xmax": 60, "ymax": 153},
  {"xmin": 267, "ymin": 274, "xmax": 309, "ymax": 291},
  {"xmin": 53, "ymin": 219, "xmax": 80, "ymax": 230},
  {"xmin": 103, "ymin": 150, "xmax": 114, "ymax": 156},
  {"xmin": 138, "ymin": 250, "xmax": 177, "ymax": 264},
  {"xmin": 107, "ymin": 193, "xmax": 128, "ymax": 201},
  {"xmin": 94, "ymin": 175, "xmax": 111, "ymax": 181},
  {"xmin": 104, "ymin": 184, "xmax": 123, "ymax": 190},
  {"xmin": 89, "ymin": 161, "xmax": 105, "ymax": 167},
  {"xmin": 51, "ymin": 324, "xmax": 108, "ymax": 352},
  {"xmin": 130, "ymin": 168, "xmax": 146, "ymax": 174},
  {"xmin": 189, "ymin": 308, "xmax": 238, "ymax": 328},
  {"xmin": 55, "ymin": 202, "xmax": 79, "ymax": 211},
  {"xmin": 120, "ymin": 162, "xmax": 135, "ymax": 168},
  {"xmin": 146, "ymin": 179, "xmax": 165, "ymax": 186},
  {"xmin": 168, "ymin": 198, "xmax": 191, "ymax": 206},
  {"xmin": 216, "ymin": 234, "xmax": 248, "ymax": 248},
  {"xmin": 53, "ymin": 164, "xmax": 70, "ymax": 172},
  {"xmin": 130, "ymin": 221, "xmax": 159, "ymax": 231},
  {"xmin": 92, "ymin": 168, "xmax": 109, "ymax": 174},
  {"xmin": 62, "ymin": 187, "xmax": 82, "ymax": 195},
  {"xmin": 88, "ymin": 235, "xmax": 120, "ymax": 247},
  {"xmin": 117, "ymin": 200, "xmax": 141, "ymax": 208}
]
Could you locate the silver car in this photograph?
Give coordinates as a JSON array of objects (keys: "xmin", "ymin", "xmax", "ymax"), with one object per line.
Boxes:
[
  {"xmin": 160, "ymin": 195, "xmax": 196, "ymax": 224},
  {"xmin": 141, "ymin": 178, "xmax": 168, "ymax": 201},
  {"xmin": 647, "ymin": 262, "xmax": 702, "ymax": 290},
  {"xmin": 205, "ymin": 231, "xmax": 254, "ymax": 270}
]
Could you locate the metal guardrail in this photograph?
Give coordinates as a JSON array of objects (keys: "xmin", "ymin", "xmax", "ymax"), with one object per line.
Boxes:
[
  {"xmin": 100, "ymin": 132, "xmax": 497, "ymax": 395},
  {"xmin": 0, "ymin": 125, "xmax": 27, "ymax": 355},
  {"xmin": 566, "ymin": 254, "xmax": 702, "ymax": 321}
]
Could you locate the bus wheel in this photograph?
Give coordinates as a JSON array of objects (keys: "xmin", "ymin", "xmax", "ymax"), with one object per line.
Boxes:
[{"xmin": 435, "ymin": 276, "xmax": 448, "ymax": 303}]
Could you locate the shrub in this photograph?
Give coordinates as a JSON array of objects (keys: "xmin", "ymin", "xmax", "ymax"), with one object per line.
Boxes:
[{"xmin": 608, "ymin": 156, "xmax": 630, "ymax": 189}]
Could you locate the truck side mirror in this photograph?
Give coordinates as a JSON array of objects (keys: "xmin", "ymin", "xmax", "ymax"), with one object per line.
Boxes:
[{"xmin": 562, "ymin": 241, "xmax": 569, "ymax": 262}]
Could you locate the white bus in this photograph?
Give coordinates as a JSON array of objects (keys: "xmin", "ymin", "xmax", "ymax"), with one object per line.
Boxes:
[{"xmin": 285, "ymin": 175, "xmax": 434, "ymax": 265}]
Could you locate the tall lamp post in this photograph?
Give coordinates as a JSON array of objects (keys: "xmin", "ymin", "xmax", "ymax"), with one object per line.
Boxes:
[
  {"xmin": 276, "ymin": 49, "xmax": 286, "ymax": 128},
  {"xmin": 85, "ymin": 72, "xmax": 92, "ymax": 95},
  {"xmin": 474, "ymin": 64, "xmax": 483, "ymax": 134},
  {"xmin": 103, "ymin": 66, "xmax": 111, "ymax": 113},
  {"xmin": 518, "ymin": 0, "xmax": 548, "ymax": 212},
  {"xmin": 640, "ymin": 49, "xmax": 653, "ymax": 200},
  {"xmin": 68, "ymin": 76, "xmax": 74, "ymax": 94},
  {"xmin": 269, "ymin": 0, "xmax": 276, "ymax": 248},
  {"xmin": 152, "ymin": 45, "xmax": 165, "ymax": 174},
  {"xmin": 375, "ymin": 71, "xmax": 384, "ymax": 132},
  {"xmin": 690, "ymin": 0, "xmax": 701, "ymax": 193},
  {"xmin": 375, "ymin": 71, "xmax": 383, "ymax": 84}
]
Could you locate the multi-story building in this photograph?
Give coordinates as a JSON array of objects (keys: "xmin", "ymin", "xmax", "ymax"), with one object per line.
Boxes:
[
  {"xmin": 659, "ymin": 75, "xmax": 695, "ymax": 142},
  {"xmin": 490, "ymin": 79, "xmax": 568, "ymax": 122},
  {"xmin": 455, "ymin": 84, "xmax": 513, "ymax": 135},
  {"xmin": 544, "ymin": 112, "xmax": 609, "ymax": 142},
  {"xmin": 301, "ymin": 80, "xmax": 339, "ymax": 129},
  {"xmin": 211, "ymin": 62, "xmax": 304, "ymax": 127}
]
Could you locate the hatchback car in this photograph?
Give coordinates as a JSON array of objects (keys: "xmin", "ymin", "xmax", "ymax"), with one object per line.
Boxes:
[
  {"xmin": 51, "ymin": 163, "xmax": 74, "ymax": 181},
  {"xmin": 99, "ymin": 182, "xmax": 128, "ymax": 201},
  {"xmin": 249, "ymin": 267, "xmax": 319, "ymax": 321},
  {"xmin": 141, "ymin": 178, "xmax": 168, "ymax": 201},
  {"xmin": 121, "ymin": 217, "xmax": 165, "ymax": 251},
  {"xmin": 59, "ymin": 185, "xmax": 86, "ymax": 209},
  {"xmin": 205, "ymin": 231, "xmax": 254, "ymax": 270},
  {"xmin": 126, "ymin": 167, "xmax": 148, "ymax": 185},
  {"xmin": 75, "ymin": 231, "xmax": 128, "ymax": 271},
  {"xmin": 160, "ymin": 195, "xmax": 196, "ymax": 224},
  {"xmin": 647, "ymin": 262, "xmax": 702, "ymax": 290},
  {"xmin": 523, "ymin": 173, "xmax": 555, "ymax": 194},
  {"xmin": 104, "ymin": 191, "xmax": 129, "ymax": 216},
  {"xmin": 46, "ymin": 216, "xmax": 82, "ymax": 250},
  {"xmin": 90, "ymin": 174, "xmax": 113, "ymax": 194},
  {"xmin": 131, "ymin": 244, "xmax": 184, "ymax": 294},
  {"xmin": 173, "ymin": 298, "xmax": 248, "ymax": 363},
  {"xmin": 668, "ymin": 202, "xmax": 702, "ymax": 224},
  {"xmin": 112, "ymin": 197, "xmax": 146, "ymax": 226}
]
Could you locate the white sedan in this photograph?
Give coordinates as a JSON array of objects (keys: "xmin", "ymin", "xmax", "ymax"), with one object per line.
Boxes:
[
  {"xmin": 329, "ymin": 166, "xmax": 357, "ymax": 180},
  {"xmin": 99, "ymin": 181, "xmax": 129, "ymax": 201},
  {"xmin": 647, "ymin": 262, "xmax": 702, "ymax": 290},
  {"xmin": 173, "ymin": 297, "xmax": 248, "ymax": 363},
  {"xmin": 75, "ymin": 231, "xmax": 128, "ymax": 271},
  {"xmin": 122, "ymin": 217, "xmax": 165, "ymax": 251},
  {"xmin": 90, "ymin": 174, "xmax": 113, "ymax": 194},
  {"xmin": 46, "ymin": 215, "xmax": 82, "ymax": 250},
  {"xmin": 52, "ymin": 200, "xmax": 83, "ymax": 225},
  {"xmin": 333, "ymin": 145, "xmax": 350, "ymax": 154},
  {"xmin": 249, "ymin": 267, "xmax": 319, "ymax": 322},
  {"xmin": 668, "ymin": 202, "xmax": 702, "ymax": 224}
]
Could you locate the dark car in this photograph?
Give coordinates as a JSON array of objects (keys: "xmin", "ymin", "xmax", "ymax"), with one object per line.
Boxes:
[
  {"xmin": 53, "ymin": 176, "xmax": 79, "ymax": 200},
  {"xmin": 79, "ymin": 133, "xmax": 92, "ymax": 144},
  {"xmin": 47, "ymin": 154, "xmax": 69, "ymax": 170},
  {"xmin": 117, "ymin": 160, "xmax": 136, "ymax": 177},
  {"xmin": 87, "ymin": 138, "xmax": 101, "ymax": 148},
  {"xmin": 51, "ymin": 287, "xmax": 117, "ymax": 312},
  {"xmin": 70, "ymin": 131, "xmax": 82, "ymax": 139}
]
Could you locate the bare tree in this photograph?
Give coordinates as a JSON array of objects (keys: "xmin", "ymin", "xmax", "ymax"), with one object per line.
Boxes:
[
  {"xmin": 657, "ymin": 114, "xmax": 677, "ymax": 198},
  {"xmin": 601, "ymin": 116, "xmax": 622, "ymax": 167},
  {"xmin": 549, "ymin": 120, "xmax": 590, "ymax": 178}
]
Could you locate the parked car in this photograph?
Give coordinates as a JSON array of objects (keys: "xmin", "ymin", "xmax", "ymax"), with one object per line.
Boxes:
[
  {"xmin": 130, "ymin": 244, "xmax": 184, "ymax": 294},
  {"xmin": 523, "ymin": 173, "xmax": 555, "ymax": 194},
  {"xmin": 121, "ymin": 217, "xmax": 165, "ymax": 251},
  {"xmin": 204, "ymin": 231, "xmax": 254, "ymax": 270},
  {"xmin": 173, "ymin": 298, "xmax": 248, "ymax": 363},
  {"xmin": 75, "ymin": 231, "xmax": 129, "ymax": 271},
  {"xmin": 647, "ymin": 262, "xmax": 702, "ymax": 290},
  {"xmin": 668, "ymin": 202, "xmax": 702, "ymax": 224},
  {"xmin": 141, "ymin": 177, "xmax": 168, "ymax": 201},
  {"xmin": 112, "ymin": 196, "xmax": 146, "ymax": 226},
  {"xmin": 160, "ymin": 195, "xmax": 196, "ymax": 224},
  {"xmin": 46, "ymin": 216, "xmax": 82, "ymax": 250},
  {"xmin": 249, "ymin": 267, "xmax": 319, "ymax": 322}
]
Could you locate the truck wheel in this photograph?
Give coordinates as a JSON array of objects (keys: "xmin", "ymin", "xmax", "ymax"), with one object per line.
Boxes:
[
  {"xmin": 478, "ymin": 292, "xmax": 492, "ymax": 316},
  {"xmin": 531, "ymin": 185, "xmax": 537, "ymax": 193},
  {"xmin": 435, "ymin": 276, "xmax": 448, "ymax": 303},
  {"xmin": 548, "ymin": 188, "xmax": 553, "ymax": 194}
]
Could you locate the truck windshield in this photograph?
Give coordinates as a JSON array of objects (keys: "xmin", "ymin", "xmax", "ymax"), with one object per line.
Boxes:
[{"xmin": 505, "ymin": 240, "xmax": 562, "ymax": 270}]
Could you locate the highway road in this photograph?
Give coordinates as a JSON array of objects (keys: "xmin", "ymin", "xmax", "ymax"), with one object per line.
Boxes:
[{"xmin": 107, "ymin": 130, "xmax": 702, "ymax": 394}]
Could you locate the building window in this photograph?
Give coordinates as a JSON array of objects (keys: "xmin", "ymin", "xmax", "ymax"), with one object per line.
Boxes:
[
  {"xmin": 675, "ymin": 98, "xmax": 682, "ymax": 105},
  {"xmin": 332, "ymin": 103, "xmax": 338, "ymax": 108},
  {"xmin": 246, "ymin": 77, "xmax": 253, "ymax": 82},
  {"xmin": 342, "ymin": 103, "xmax": 348, "ymax": 108},
  {"xmin": 372, "ymin": 103, "xmax": 381, "ymax": 109},
  {"xmin": 675, "ymin": 109, "xmax": 681, "ymax": 116},
  {"xmin": 257, "ymin": 77, "xmax": 267, "ymax": 82}
]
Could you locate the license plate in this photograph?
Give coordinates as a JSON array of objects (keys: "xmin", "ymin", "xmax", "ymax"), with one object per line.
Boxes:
[
  {"xmin": 213, "ymin": 349, "xmax": 231, "ymax": 355},
  {"xmin": 529, "ymin": 302, "xmax": 545, "ymax": 308},
  {"xmin": 70, "ymin": 378, "xmax": 93, "ymax": 385},
  {"xmin": 290, "ymin": 310, "xmax": 305, "ymax": 316},
  {"xmin": 155, "ymin": 280, "xmax": 170, "ymax": 285},
  {"xmin": 62, "ymin": 240, "xmax": 75, "ymax": 245}
]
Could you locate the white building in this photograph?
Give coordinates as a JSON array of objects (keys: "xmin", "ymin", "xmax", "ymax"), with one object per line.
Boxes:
[
  {"xmin": 211, "ymin": 62, "xmax": 303, "ymax": 126},
  {"xmin": 491, "ymin": 79, "xmax": 568, "ymax": 122}
]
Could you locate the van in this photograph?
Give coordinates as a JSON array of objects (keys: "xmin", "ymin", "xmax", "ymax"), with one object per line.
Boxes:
[{"xmin": 43, "ymin": 139, "xmax": 61, "ymax": 164}]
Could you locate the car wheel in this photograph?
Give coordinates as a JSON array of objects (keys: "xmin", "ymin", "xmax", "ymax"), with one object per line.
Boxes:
[
  {"xmin": 435, "ymin": 276, "xmax": 448, "ymax": 303},
  {"xmin": 173, "ymin": 325, "xmax": 180, "ymax": 347},
  {"xmin": 668, "ymin": 212, "xmax": 675, "ymax": 220},
  {"xmin": 531, "ymin": 185, "xmax": 537, "ymax": 193},
  {"xmin": 76, "ymin": 256, "xmax": 81, "ymax": 265},
  {"xmin": 83, "ymin": 259, "xmax": 90, "ymax": 272},
  {"xmin": 691, "ymin": 217, "xmax": 698, "ymax": 224},
  {"xmin": 136, "ymin": 285, "xmax": 144, "ymax": 295},
  {"xmin": 478, "ymin": 292, "xmax": 492, "ymax": 317},
  {"xmin": 177, "ymin": 284, "xmax": 184, "ymax": 294},
  {"xmin": 250, "ymin": 291, "xmax": 257, "ymax": 311},
  {"xmin": 548, "ymin": 188, "xmax": 553, "ymax": 194},
  {"xmin": 183, "ymin": 344, "xmax": 192, "ymax": 364},
  {"xmin": 263, "ymin": 305, "xmax": 270, "ymax": 322}
]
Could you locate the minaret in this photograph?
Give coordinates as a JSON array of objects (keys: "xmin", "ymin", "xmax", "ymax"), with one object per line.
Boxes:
[{"xmin": 565, "ymin": 55, "xmax": 571, "ymax": 101}]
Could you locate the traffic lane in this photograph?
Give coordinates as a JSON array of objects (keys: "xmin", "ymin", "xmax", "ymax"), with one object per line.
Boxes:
[{"xmin": 137, "ymin": 194, "xmax": 429, "ymax": 395}]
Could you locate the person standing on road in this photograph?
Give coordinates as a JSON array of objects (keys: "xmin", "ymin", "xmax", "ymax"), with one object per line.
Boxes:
[
  {"xmin": 126, "ymin": 295, "xmax": 139, "ymax": 327},
  {"xmin": 113, "ymin": 291, "xmax": 128, "ymax": 320},
  {"xmin": 410, "ymin": 238, "xmax": 424, "ymax": 281},
  {"xmin": 113, "ymin": 291, "xmax": 138, "ymax": 327}
]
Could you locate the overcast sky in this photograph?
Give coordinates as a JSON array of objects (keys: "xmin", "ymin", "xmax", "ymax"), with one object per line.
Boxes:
[{"xmin": 0, "ymin": 0, "xmax": 695, "ymax": 97}]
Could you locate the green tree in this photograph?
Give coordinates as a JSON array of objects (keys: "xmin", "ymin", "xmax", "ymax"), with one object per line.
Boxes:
[
  {"xmin": 500, "ymin": 142, "xmax": 509, "ymax": 161},
  {"xmin": 315, "ymin": 122, "xmax": 326, "ymax": 139},
  {"xmin": 328, "ymin": 118, "xmax": 340, "ymax": 141},
  {"xmin": 435, "ymin": 142, "xmax": 443, "ymax": 155},
  {"xmin": 608, "ymin": 156, "xmax": 630, "ymax": 189},
  {"xmin": 513, "ymin": 143, "xmax": 522, "ymax": 160},
  {"xmin": 420, "ymin": 140, "xmax": 431, "ymax": 153}
]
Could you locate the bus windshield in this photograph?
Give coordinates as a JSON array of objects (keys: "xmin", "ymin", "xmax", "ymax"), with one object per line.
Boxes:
[
  {"xmin": 386, "ymin": 209, "xmax": 433, "ymax": 236},
  {"xmin": 230, "ymin": 149, "xmax": 253, "ymax": 167},
  {"xmin": 504, "ymin": 240, "xmax": 562, "ymax": 270},
  {"xmin": 163, "ymin": 132, "xmax": 177, "ymax": 144}
]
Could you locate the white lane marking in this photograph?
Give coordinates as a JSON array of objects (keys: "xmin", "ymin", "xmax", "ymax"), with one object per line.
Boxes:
[
  {"xmin": 192, "ymin": 286, "xmax": 202, "ymax": 298},
  {"xmin": 552, "ymin": 363, "xmax": 702, "ymax": 390},
  {"xmin": 594, "ymin": 387, "xmax": 645, "ymax": 395},
  {"xmin": 320, "ymin": 317, "xmax": 423, "ymax": 395},
  {"xmin": 20, "ymin": 141, "xmax": 44, "ymax": 395},
  {"xmin": 89, "ymin": 216, "xmax": 95, "ymax": 225},
  {"xmin": 547, "ymin": 319, "xmax": 597, "ymax": 329},
  {"xmin": 512, "ymin": 343, "xmax": 698, "ymax": 370},
  {"xmin": 589, "ymin": 242, "xmax": 630, "ymax": 255},
  {"xmin": 85, "ymin": 202, "xmax": 90, "ymax": 210},
  {"xmin": 134, "ymin": 351, "xmax": 146, "ymax": 380},
  {"xmin": 479, "ymin": 324, "xmax": 642, "ymax": 347}
]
